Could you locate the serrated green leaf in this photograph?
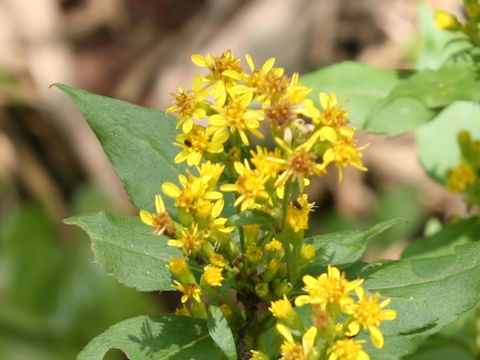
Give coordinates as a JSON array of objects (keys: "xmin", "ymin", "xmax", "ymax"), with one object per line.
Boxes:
[
  {"xmin": 301, "ymin": 61, "xmax": 399, "ymax": 128},
  {"xmin": 207, "ymin": 305, "xmax": 237, "ymax": 360},
  {"xmin": 402, "ymin": 217, "xmax": 480, "ymax": 259},
  {"xmin": 385, "ymin": 65, "xmax": 480, "ymax": 109},
  {"xmin": 78, "ymin": 314, "xmax": 223, "ymax": 360},
  {"xmin": 304, "ymin": 218, "xmax": 405, "ymax": 274},
  {"xmin": 359, "ymin": 242, "xmax": 480, "ymax": 359},
  {"xmin": 416, "ymin": 101, "xmax": 480, "ymax": 182},
  {"xmin": 54, "ymin": 83, "xmax": 184, "ymax": 214},
  {"xmin": 226, "ymin": 209, "xmax": 273, "ymax": 227},
  {"xmin": 366, "ymin": 97, "xmax": 437, "ymax": 136},
  {"xmin": 65, "ymin": 212, "xmax": 179, "ymax": 292}
]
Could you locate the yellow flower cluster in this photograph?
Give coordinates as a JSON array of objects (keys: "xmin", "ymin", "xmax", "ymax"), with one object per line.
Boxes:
[
  {"xmin": 138, "ymin": 50, "xmax": 388, "ymax": 358},
  {"xmin": 446, "ymin": 131, "xmax": 480, "ymax": 207},
  {"xmin": 434, "ymin": 1, "xmax": 480, "ymax": 46},
  {"xmin": 266, "ymin": 266, "xmax": 396, "ymax": 360}
]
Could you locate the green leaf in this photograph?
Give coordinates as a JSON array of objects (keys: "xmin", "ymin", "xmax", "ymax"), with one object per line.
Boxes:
[
  {"xmin": 207, "ymin": 305, "xmax": 237, "ymax": 360},
  {"xmin": 304, "ymin": 218, "xmax": 405, "ymax": 274},
  {"xmin": 78, "ymin": 314, "xmax": 223, "ymax": 360},
  {"xmin": 54, "ymin": 83, "xmax": 184, "ymax": 214},
  {"xmin": 226, "ymin": 209, "xmax": 274, "ymax": 227},
  {"xmin": 384, "ymin": 65, "xmax": 480, "ymax": 109},
  {"xmin": 365, "ymin": 97, "xmax": 437, "ymax": 136},
  {"xmin": 301, "ymin": 61, "xmax": 399, "ymax": 128},
  {"xmin": 402, "ymin": 338, "xmax": 473, "ymax": 360},
  {"xmin": 416, "ymin": 101, "xmax": 480, "ymax": 182},
  {"xmin": 358, "ymin": 242, "xmax": 480, "ymax": 359},
  {"xmin": 402, "ymin": 217, "xmax": 480, "ymax": 259},
  {"xmin": 65, "ymin": 212, "xmax": 179, "ymax": 292}
]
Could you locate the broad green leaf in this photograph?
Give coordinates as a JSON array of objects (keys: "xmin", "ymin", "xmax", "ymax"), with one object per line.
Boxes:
[
  {"xmin": 65, "ymin": 212, "xmax": 179, "ymax": 292},
  {"xmin": 365, "ymin": 97, "xmax": 437, "ymax": 136},
  {"xmin": 226, "ymin": 209, "xmax": 273, "ymax": 226},
  {"xmin": 416, "ymin": 101, "xmax": 480, "ymax": 182},
  {"xmin": 358, "ymin": 242, "xmax": 480, "ymax": 359},
  {"xmin": 78, "ymin": 315, "xmax": 223, "ymax": 360},
  {"xmin": 403, "ymin": 338, "xmax": 473, "ymax": 360},
  {"xmin": 385, "ymin": 65, "xmax": 480, "ymax": 109},
  {"xmin": 402, "ymin": 217, "xmax": 480, "ymax": 259},
  {"xmin": 304, "ymin": 218, "xmax": 405, "ymax": 274},
  {"xmin": 207, "ymin": 305, "xmax": 237, "ymax": 360},
  {"xmin": 54, "ymin": 83, "xmax": 184, "ymax": 214},
  {"xmin": 301, "ymin": 61, "xmax": 399, "ymax": 128}
]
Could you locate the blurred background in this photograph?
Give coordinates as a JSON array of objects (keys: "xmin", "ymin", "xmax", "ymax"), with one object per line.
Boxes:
[{"xmin": 0, "ymin": 0, "xmax": 470, "ymax": 359}]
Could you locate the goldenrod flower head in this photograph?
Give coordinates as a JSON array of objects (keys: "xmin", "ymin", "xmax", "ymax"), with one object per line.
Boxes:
[
  {"xmin": 139, "ymin": 194, "xmax": 176, "ymax": 237},
  {"xmin": 434, "ymin": 9, "xmax": 461, "ymax": 30},
  {"xmin": 286, "ymin": 73, "xmax": 312, "ymax": 104},
  {"xmin": 264, "ymin": 101, "xmax": 296, "ymax": 129},
  {"xmin": 197, "ymin": 161, "xmax": 225, "ymax": 187},
  {"xmin": 276, "ymin": 324, "xmax": 317, "ymax": 360},
  {"xmin": 251, "ymin": 146, "xmax": 285, "ymax": 178},
  {"xmin": 191, "ymin": 50, "xmax": 245, "ymax": 106},
  {"xmin": 300, "ymin": 244, "xmax": 316, "ymax": 262},
  {"xmin": 295, "ymin": 266, "xmax": 363, "ymax": 310},
  {"xmin": 166, "ymin": 256, "xmax": 190, "ymax": 278},
  {"xmin": 265, "ymin": 238, "xmax": 283, "ymax": 251},
  {"xmin": 174, "ymin": 125, "xmax": 229, "ymax": 166},
  {"xmin": 166, "ymin": 75, "xmax": 208, "ymax": 133},
  {"xmin": 202, "ymin": 265, "xmax": 224, "ymax": 287},
  {"xmin": 345, "ymin": 287, "xmax": 396, "ymax": 348},
  {"xmin": 209, "ymin": 253, "xmax": 228, "ymax": 268},
  {"xmin": 446, "ymin": 162, "xmax": 476, "ymax": 192},
  {"xmin": 173, "ymin": 280, "xmax": 202, "ymax": 303},
  {"xmin": 168, "ymin": 223, "xmax": 203, "ymax": 254},
  {"xmin": 269, "ymin": 294, "xmax": 293, "ymax": 320},
  {"xmin": 245, "ymin": 245, "xmax": 263, "ymax": 263},
  {"xmin": 250, "ymin": 350, "xmax": 269, "ymax": 360},
  {"xmin": 323, "ymin": 137, "xmax": 368, "ymax": 183},
  {"xmin": 209, "ymin": 91, "xmax": 264, "ymax": 145},
  {"xmin": 327, "ymin": 339, "xmax": 370, "ymax": 360},
  {"xmin": 317, "ymin": 92, "xmax": 350, "ymax": 127},
  {"xmin": 220, "ymin": 160, "xmax": 270, "ymax": 211},
  {"xmin": 287, "ymin": 194, "xmax": 314, "ymax": 233}
]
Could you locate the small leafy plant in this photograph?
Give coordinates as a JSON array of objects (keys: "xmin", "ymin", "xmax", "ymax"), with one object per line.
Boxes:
[{"xmin": 57, "ymin": 3, "xmax": 480, "ymax": 360}]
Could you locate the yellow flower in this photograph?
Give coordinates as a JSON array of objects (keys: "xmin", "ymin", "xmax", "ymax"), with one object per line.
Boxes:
[
  {"xmin": 250, "ymin": 350, "xmax": 269, "ymax": 360},
  {"xmin": 434, "ymin": 9, "xmax": 461, "ymax": 30},
  {"xmin": 276, "ymin": 324, "xmax": 317, "ymax": 360},
  {"xmin": 250, "ymin": 146, "xmax": 285, "ymax": 178},
  {"xmin": 197, "ymin": 161, "xmax": 225, "ymax": 188},
  {"xmin": 174, "ymin": 125, "xmax": 229, "ymax": 166},
  {"xmin": 299, "ymin": 244, "xmax": 316, "ymax": 263},
  {"xmin": 209, "ymin": 253, "xmax": 228, "ymax": 268},
  {"xmin": 139, "ymin": 194, "xmax": 176, "ymax": 237},
  {"xmin": 191, "ymin": 50, "xmax": 245, "ymax": 106},
  {"xmin": 265, "ymin": 238, "xmax": 283, "ymax": 251},
  {"xmin": 209, "ymin": 91, "xmax": 264, "ymax": 146},
  {"xmin": 173, "ymin": 281, "xmax": 202, "ymax": 303},
  {"xmin": 166, "ymin": 75, "xmax": 208, "ymax": 133},
  {"xmin": 322, "ymin": 137, "xmax": 368, "ymax": 183},
  {"xmin": 245, "ymin": 245, "xmax": 263, "ymax": 263},
  {"xmin": 220, "ymin": 160, "xmax": 270, "ymax": 211},
  {"xmin": 316, "ymin": 92, "xmax": 350, "ymax": 127},
  {"xmin": 286, "ymin": 194, "xmax": 314, "ymax": 232},
  {"xmin": 446, "ymin": 162, "xmax": 476, "ymax": 192},
  {"xmin": 264, "ymin": 101, "xmax": 296, "ymax": 129},
  {"xmin": 174, "ymin": 305, "xmax": 191, "ymax": 317},
  {"xmin": 202, "ymin": 265, "xmax": 224, "ymax": 287},
  {"xmin": 166, "ymin": 257, "xmax": 193, "ymax": 281},
  {"xmin": 168, "ymin": 223, "xmax": 203, "ymax": 255},
  {"xmin": 295, "ymin": 266, "xmax": 363, "ymax": 310},
  {"xmin": 327, "ymin": 339, "xmax": 370, "ymax": 360},
  {"xmin": 345, "ymin": 287, "xmax": 396, "ymax": 349},
  {"xmin": 269, "ymin": 294, "xmax": 293, "ymax": 320}
]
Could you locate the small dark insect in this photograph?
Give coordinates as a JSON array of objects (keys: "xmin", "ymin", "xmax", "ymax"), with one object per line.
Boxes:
[
  {"xmin": 293, "ymin": 199, "xmax": 302, "ymax": 210},
  {"xmin": 184, "ymin": 139, "xmax": 192, "ymax": 147}
]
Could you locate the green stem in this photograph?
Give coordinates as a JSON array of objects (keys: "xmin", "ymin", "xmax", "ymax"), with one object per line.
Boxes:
[{"xmin": 279, "ymin": 181, "xmax": 294, "ymax": 283}]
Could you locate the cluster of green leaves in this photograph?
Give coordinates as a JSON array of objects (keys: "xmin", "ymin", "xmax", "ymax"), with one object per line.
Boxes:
[{"xmin": 57, "ymin": 69, "xmax": 480, "ymax": 359}]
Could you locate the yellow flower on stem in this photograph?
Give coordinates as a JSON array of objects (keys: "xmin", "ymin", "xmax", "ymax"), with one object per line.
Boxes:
[
  {"xmin": 345, "ymin": 287, "xmax": 396, "ymax": 349},
  {"xmin": 286, "ymin": 194, "xmax": 314, "ymax": 233},
  {"xmin": 316, "ymin": 92, "xmax": 350, "ymax": 127},
  {"xmin": 209, "ymin": 91, "xmax": 264, "ymax": 146},
  {"xmin": 250, "ymin": 146, "xmax": 285, "ymax": 179},
  {"xmin": 327, "ymin": 339, "xmax": 370, "ymax": 360},
  {"xmin": 265, "ymin": 238, "xmax": 283, "ymax": 251},
  {"xmin": 269, "ymin": 295, "xmax": 302, "ymax": 329},
  {"xmin": 197, "ymin": 161, "xmax": 225, "ymax": 188},
  {"xmin": 139, "ymin": 194, "xmax": 176, "ymax": 237},
  {"xmin": 173, "ymin": 281, "xmax": 202, "ymax": 303},
  {"xmin": 174, "ymin": 125, "xmax": 229, "ymax": 166},
  {"xmin": 166, "ymin": 75, "xmax": 208, "ymax": 133},
  {"xmin": 434, "ymin": 9, "xmax": 461, "ymax": 30},
  {"xmin": 446, "ymin": 162, "xmax": 476, "ymax": 192},
  {"xmin": 220, "ymin": 160, "xmax": 270, "ymax": 211},
  {"xmin": 166, "ymin": 257, "xmax": 195, "ymax": 283},
  {"xmin": 168, "ymin": 223, "xmax": 204, "ymax": 255},
  {"xmin": 202, "ymin": 265, "xmax": 224, "ymax": 287},
  {"xmin": 322, "ymin": 137, "xmax": 368, "ymax": 183},
  {"xmin": 276, "ymin": 323, "xmax": 317, "ymax": 360},
  {"xmin": 295, "ymin": 266, "xmax": 363, "ymax": 311}
]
